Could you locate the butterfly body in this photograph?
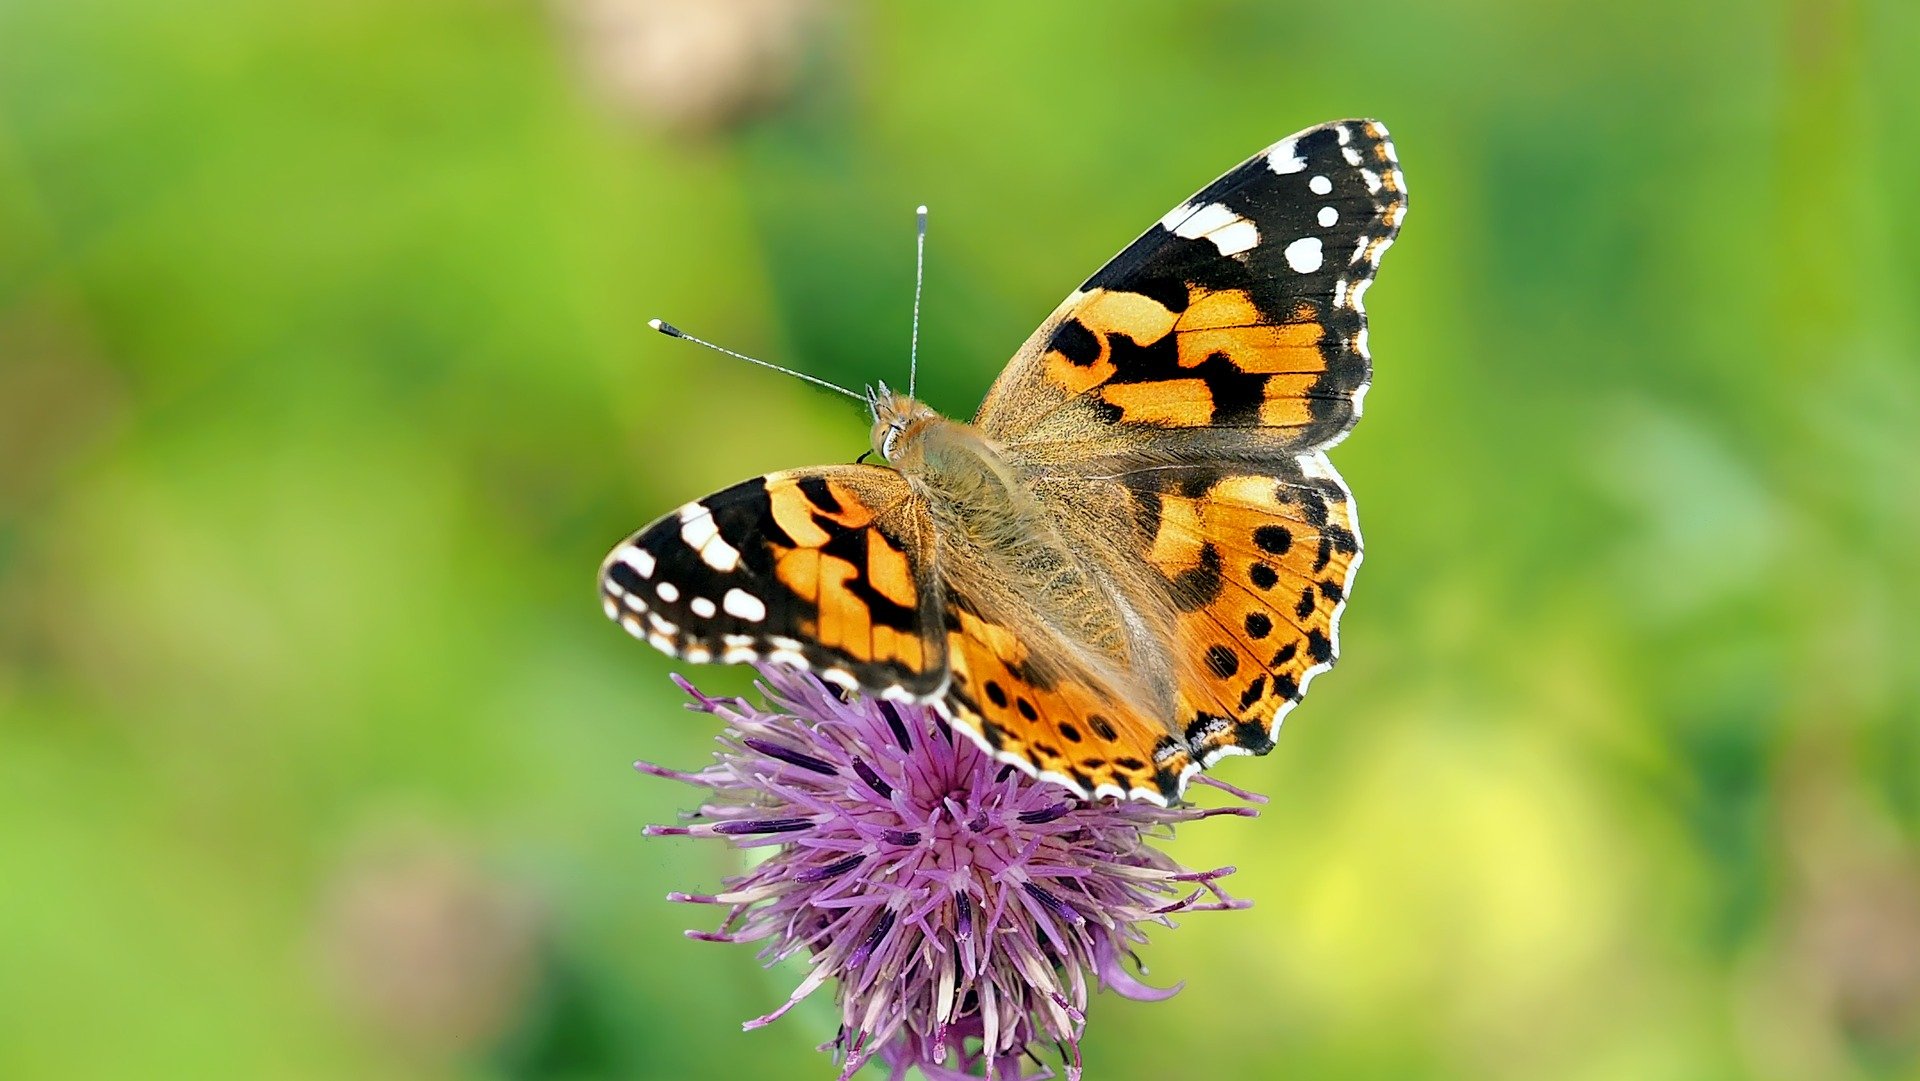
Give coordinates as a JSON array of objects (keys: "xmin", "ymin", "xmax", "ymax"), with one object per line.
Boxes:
[
  {"xmin": 605, "ymin": 120, "xmax": 1406, "ymax": 804},
  {"xmin": 890, "ymin": 407, "xmax": 1134, "ymax": 657}
]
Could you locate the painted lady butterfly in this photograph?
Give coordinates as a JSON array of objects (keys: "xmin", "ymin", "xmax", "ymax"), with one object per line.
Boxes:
[{"xmin": 602, "ymin": 119, "xmax": 1406, "ymax": 804}]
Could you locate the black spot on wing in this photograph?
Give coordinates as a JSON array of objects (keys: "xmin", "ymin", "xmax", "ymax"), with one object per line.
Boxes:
[
  {"xmin": 1324, "ymin": 524, "xmax": 1359, "ymax": 561},
  {"xmin": 1230, "ymin": 719, "xmax": 1276, "ymax": 755},
  {"xmin": 1099, "ymin": 326, "xmax": 1272, "ymax": 427},
  {"xmin": 1048, "ymin": 318, "xmax": 1101, "ymax": 366},
  {"xmin": 1238, "ymin": 675, "xmax": 1268, "ymax": 711},
  {"xmin": 1204, "ymin": 645, "xmax": 1239, "ymax": 679},
  {"xmin": 1306, "ymin": 629, "xmax": 1334, "ymax": 664},
  {"xmin": 1152, "ymin": 766, "xmax": 1182, "ymax": 802},
  {"xmin": 815, "ymin": 517, "xmax": 920, "ymax": 633},
  {"xmin": 607, "ymin": 560, "xmax": 646, "ymax": 596},
  {"xmin": 797, "ymin": 475, "xmax": 842, "ymax": 515},
  {"xmin": 1172, "ymin": 470, "xmax": 1215, "ymax": 501},
  {"xmin": 1126, "ymin": 274, "xmax": 1193, "ymax": 315},
  {"xmin": 1168, "ymin": 544, "xmax": 1224, "ymax": 612}
]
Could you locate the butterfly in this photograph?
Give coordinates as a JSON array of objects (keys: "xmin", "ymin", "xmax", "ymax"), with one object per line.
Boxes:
[{"xmin": 602, "ymin": 119, "xmax": 1405, "ymax": 805}]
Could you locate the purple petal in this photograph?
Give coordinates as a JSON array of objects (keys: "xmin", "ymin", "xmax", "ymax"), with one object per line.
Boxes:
[
  {"xmin": 851, "ymin": 756, "xmax": 894, "ymax": 799},
  {"xmin": 712, "ymin": 816, "xmax": 814, "ymax": 835},
  {"xmin": 743, "ymin": 736, "xmax": 840, "ymax": 775}
]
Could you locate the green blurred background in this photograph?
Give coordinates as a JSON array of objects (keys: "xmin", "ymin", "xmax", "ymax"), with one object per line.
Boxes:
[{"xmin": 3, "ymin": 1, "xmax": 1918, "ymax": 1078}]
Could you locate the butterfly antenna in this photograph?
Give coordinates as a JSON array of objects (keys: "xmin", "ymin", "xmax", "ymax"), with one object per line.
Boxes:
[
  {"xmin": 907, "ymin": 204, "xmax": 928, "ymax": 400},
  {"xmin": 647, "ymin": 319, "xmax": 866, "ymax": 403}
]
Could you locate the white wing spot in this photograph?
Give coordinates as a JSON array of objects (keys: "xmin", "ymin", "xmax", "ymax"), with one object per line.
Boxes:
[
  {"xmin": 1208, "ymin": 219, "xmax": 1259, "ymax": 256},
  {"xmin": 701, "ymin": 540, "xmax": 741, "ymax": 572},
  {"xmin": 678, "ymin": 506, "xmax": 717, "ymax": 547},
  {"xmin": 1283, "ymin": 236, "xmax": 1324, "ymax": 274},
  {"xmin": 723, "ymin": 589, "xmax": 767, "ymax": 622},
  {"xmin": 1168, "ymin": 201, "xmax": 1260, "ymax": 257},
  {"xmin": 1361, "ymin": 168, "xmax": 1382, "ymax": 194},
  {"xmin": 1176, "ymin": 201, "xmax": 1239, "ymax": 236},
  {"xmin": 1342, "ymin": 146, "xmax": 1363, "ymax": 166},
  {"xmin": 1265, "ymin": 137, "xmax": 1306, "ymax": 174},
  {"xmin": 1349, "ymin": 277, "xmax": 1372, "ymax": 313},
  {"xmin": 1309, "ymin": 175, "xmax": 1333, "ymax": 195},
  {"xmin": 617, "ymin": 546, "xmax": 655, "ymax": 578},
  {"xmin": 655, "ymin": 582, "xmax": 679, "ymax": 603},
  {"xmin": 1298, "ymin": 451, "xmax": 1341, "ymax": 481},
  {"xmin": 1318, "ymin": 206, "xmax": 1339, "ymax": 228},
  {"xmin": 690, "ymin": 596, "xmax": 717, "ymax": 619},
  {"xmin": 678, "ymin": 505, "xmax": 741, "ymax": 572}
]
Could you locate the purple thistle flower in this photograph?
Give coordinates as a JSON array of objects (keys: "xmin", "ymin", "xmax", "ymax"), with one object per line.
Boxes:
[{"xmin": 638, "ymin": 666, "xmax": 1261, "ymax": 1080}]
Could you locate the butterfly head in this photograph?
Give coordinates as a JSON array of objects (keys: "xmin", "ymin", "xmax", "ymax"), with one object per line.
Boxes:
[{"xmin": 865, "ymin": 381, "xmax": 938, "ymax": 464}]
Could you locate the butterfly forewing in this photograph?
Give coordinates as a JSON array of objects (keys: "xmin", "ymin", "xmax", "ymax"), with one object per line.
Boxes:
[
  {"xmin": 601, "ymin": 466, "xmax": 947, "ymax": 697},
  {"xmin": 975, "ymin": 119, "xmax": 1405, "ymax": 459}
]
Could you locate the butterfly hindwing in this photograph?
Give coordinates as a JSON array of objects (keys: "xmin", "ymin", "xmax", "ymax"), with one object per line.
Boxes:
[
  {"xmin": 1114, "ymin": 454, "xmax": 1362, "ymax": 766},
  {"xmin": 976, "ymin": 119, "xmax": 1405, "ymax": 459},
  {"xmin": 601, "ymin": 466, "xmax": 947, "ymax": 697},
  {"xmin": 938, "ymin": 599, "xmax": 1193, "ymax": 804}
]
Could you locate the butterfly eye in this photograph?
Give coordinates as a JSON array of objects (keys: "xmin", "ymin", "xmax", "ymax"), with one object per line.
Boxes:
[{"xmin": 883, "ymin": 422, "xmax": 903, "ymax": 460}]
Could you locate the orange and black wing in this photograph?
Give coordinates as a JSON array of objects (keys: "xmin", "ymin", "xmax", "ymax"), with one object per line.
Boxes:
[
  {"xmin": 975, "ymin": 119, "xmax": 1405, "ymax": 459},
  {"xmin": 938, "ymin": 598, "xmax": 1196, "ymax": 806},
  {"xmin": 1113, "ymin": 454, "xmax": 1363, "ymax": 768},
  {"xmin": 600, "ymin": 466, "xmax": 946, "ymax": 697}
]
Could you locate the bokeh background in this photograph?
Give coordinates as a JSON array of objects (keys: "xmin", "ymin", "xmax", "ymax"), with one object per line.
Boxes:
[{"xmin": 3, "ymin": 1, "xmax": 1918, "ymax": 1078}]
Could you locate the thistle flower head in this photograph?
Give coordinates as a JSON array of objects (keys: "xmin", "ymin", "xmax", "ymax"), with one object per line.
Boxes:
[{"xmin": 639, "ymin": 667, "xmax": 1259, "ymax": 1079}]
